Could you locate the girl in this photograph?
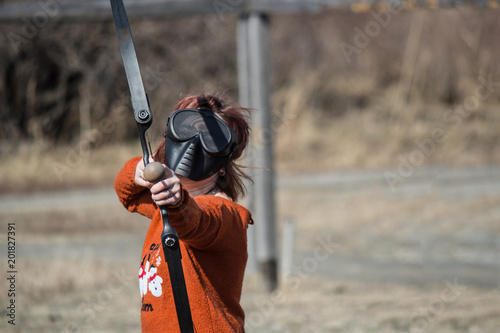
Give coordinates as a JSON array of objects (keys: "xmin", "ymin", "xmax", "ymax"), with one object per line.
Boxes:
[{"xmin": 114, "ymin": 94, "xmax": 253, "ymax": 332}]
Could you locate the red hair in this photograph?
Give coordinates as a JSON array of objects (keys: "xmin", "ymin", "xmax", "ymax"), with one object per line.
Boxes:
[{"xmin": 153, "ymin": 94, "xmax": 252, "ymax": 201}]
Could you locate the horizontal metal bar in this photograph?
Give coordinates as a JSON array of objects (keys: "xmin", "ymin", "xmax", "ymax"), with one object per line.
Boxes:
[{"xmin": 0, "ymin": 0, "xmax": 497, "ymax": 22}]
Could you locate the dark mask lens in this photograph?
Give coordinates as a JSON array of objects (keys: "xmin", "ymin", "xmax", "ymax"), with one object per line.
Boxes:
[
  {"xmin": 201, "ymin": 118, "xmax": 232, "ymax": 153},
  {"xmin": 171, "ymin": 110, "xmax": 232, "ymax": 153},
  {"xmin": 171, "ymin": 110, "xmax": 206, "ymax": 140}
]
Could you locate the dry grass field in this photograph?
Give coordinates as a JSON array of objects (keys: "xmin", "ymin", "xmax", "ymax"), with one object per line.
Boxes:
[
  {"xmin": 0, "ymin": 150, "xmax": 499, "ymax": 332},
  {"xmin": 1, "ymin": 80, "xmax": 499, "ymax": 332},
  {"xmin": 1, "ymin": 72, "xmax": 500, "ymax": 332},
  {"xmin": 1, "ymin": 6, "xmax": 500, "ymax": 333}
]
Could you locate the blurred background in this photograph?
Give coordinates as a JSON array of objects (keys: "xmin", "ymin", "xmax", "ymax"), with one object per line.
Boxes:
[{"xmin": 0, "ymin": 0, "xmax": 499, "ymax": 332}]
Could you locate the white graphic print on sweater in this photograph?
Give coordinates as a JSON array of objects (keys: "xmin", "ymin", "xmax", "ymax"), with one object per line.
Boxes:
[{"xmin": 139, "ymin": 250, "xmax": 163, "ymax": 298}]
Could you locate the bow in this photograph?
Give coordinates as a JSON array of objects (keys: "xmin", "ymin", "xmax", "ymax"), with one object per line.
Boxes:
[{"xmin": 110, "ymin": 1, "xmax": 194, "ymax": 331}]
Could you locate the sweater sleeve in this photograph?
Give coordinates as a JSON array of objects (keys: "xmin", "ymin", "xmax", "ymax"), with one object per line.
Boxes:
[
  {"xmin": 167, "ymin": 194, "xmax": 251, "ymax": 251},
  {"xmin": 114, "ymin": 156, "xmax": 157, "ymax": 219}
]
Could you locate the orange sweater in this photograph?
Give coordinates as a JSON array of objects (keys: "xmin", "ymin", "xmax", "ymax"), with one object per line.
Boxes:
[{"xmin": 114, "ymin": 157, "xmax": 252, "ymax": 332}]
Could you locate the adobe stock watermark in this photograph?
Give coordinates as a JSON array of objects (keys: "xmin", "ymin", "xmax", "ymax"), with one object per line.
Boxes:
[
  {"xmin": 51, "ymin": 107, "xmax": 127, "ymax": 182},
  {"xmin": 245, "ymin": 102, "xmax": 303, "ymax": 166},
  {"xmin": 407, "ymin": 278, "xmax": 466, "ymax": 333},
  {"xmin": 385, "ymin": 74, "xmax": 500, "ymax": 192},
  {"xmin": 245, "ymin": 234, "xmax": 339, "ymax": 332},
  {"xmin": 5, "ymin": 0, "xmax": 70, "ymax": 53},
  {"xmin": 340, "ymin": 0, "xmax": 403, "ymax": 64},
  {"xmin": 212, "ymin": 0, "xmax": 243, "ymax": 21},
  {"xmin": 57, "ymin": 268, "xmax": 135, "ymax": 333},
  {"xmin": 51, "ymin": 61, "xmax": 169, "ymax": 182}
]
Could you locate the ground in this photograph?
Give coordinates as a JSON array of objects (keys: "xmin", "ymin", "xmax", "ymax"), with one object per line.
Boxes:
[
  {"xmin": 1, "ymin": 6, "xmax": 499, "ymax": 332},
  {"xmin": 0, "ymin": 162, "xmax": 499, "ymax": 332}
]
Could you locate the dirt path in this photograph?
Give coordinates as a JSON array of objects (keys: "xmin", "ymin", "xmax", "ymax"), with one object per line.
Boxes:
[
  {"xmin": 2, "ymin": 165, "xmax": 499, "ymax": 286},
  {"xmin": 1, "ymin": 165, "xmax": 499, "ymax": 332},
  {"xmin": 281, "ymin": 166, "xmax": 500, "ymax": 288}
]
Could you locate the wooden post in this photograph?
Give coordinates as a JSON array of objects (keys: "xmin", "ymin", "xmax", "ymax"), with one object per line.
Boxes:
[
  {"xmin": 280, "ymin": 217, "xmax": 295, "ymax": 285},
  {"xmin": 243, "ymin": 12, "xmax": 277, "ymax": 292},
  {"xmin": 237, "ymin": 14, "xmax": 257, "ymax": 273}
]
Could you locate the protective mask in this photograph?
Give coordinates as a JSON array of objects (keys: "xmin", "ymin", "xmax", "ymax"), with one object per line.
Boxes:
[{"xmin": 164, "ymin": 108, "xmax": 238, "ymax": 181}]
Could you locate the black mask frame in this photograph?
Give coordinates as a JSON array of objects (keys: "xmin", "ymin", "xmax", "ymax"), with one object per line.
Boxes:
[{"xmin": 164, "ymin": 108, "xmax": 238, "ymax": 181}]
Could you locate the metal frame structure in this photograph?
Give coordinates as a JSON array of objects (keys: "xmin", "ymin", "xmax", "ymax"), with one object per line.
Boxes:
[{"xmin": 1, "ymin": 0, "xmax": 498, "ymax": 21}]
